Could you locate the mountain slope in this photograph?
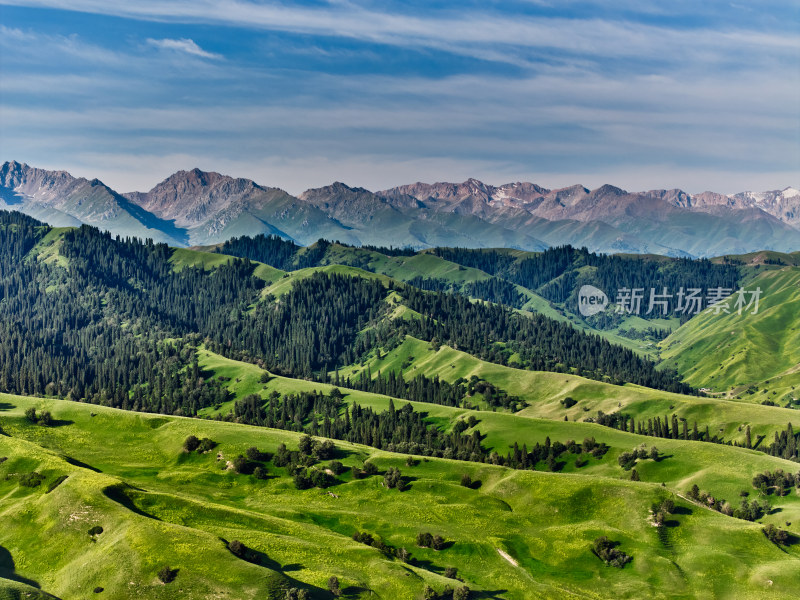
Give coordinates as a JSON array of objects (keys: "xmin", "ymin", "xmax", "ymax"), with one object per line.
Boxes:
[
  {"xmin": 0, "ymin": 161, "xmax": 187, "ymax": 245},
  {"xmin": 300, "ymin": 181, "xmax": 548, "ymax": 250},
  {"xmin": 660, "ymin": 266, "xmax": 800, "ymax": 405},
  {"xmin": 125, "ymin": 168, "xmax": 357, "ymax": 246},
  {"xmin": 380, "ymin": 180, "xmax": 800, "ymax": 256}
]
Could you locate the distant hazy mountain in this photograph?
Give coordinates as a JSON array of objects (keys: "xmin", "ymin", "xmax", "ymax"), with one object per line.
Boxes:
[
  {"xmin": 2, "ymin": 161, "xmax": 798, "ymax": 256},
  {"xmin": 0, "ymin": 161, "xmax": 187, "ymax": 245},
  {"xmin": 122, "ymin": 168, "xmax": 357, "ymax": 246},
  {"xmin": 299, "ymin": 181, "xmax": 548, "ymax": 250},
  {"xmin": 380, "ymin": 180, "xmax": 800, "ymax": 257}
]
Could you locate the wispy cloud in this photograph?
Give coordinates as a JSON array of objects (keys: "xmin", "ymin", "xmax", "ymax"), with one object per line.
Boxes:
[
  {"xmin": 0, "ymin": 1, "xmax": 797, "ymax": 195},
  {"xmin": 146, "ymin": 37, "xmax": 221, "ymax": 59},
  {"xmin": 2, "ymin": 0, "xmax": 797, "ymax": 68}
]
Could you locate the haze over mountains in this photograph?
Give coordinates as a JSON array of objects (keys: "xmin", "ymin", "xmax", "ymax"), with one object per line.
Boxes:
[{"xmin": 2, "ymin": 160, "xmax": 799, "ymax": 257}]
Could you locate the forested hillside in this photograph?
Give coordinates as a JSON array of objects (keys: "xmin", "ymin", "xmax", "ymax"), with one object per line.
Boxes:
[{"xmin": 0, "ymin": 211, "xmax": 691, "ymax": 407}]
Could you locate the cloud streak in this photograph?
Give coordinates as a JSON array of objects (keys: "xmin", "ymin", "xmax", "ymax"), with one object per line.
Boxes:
[
  {"xmin": 2, "ymin": 0, "xmax": 798, "ymax": 69},
  {"xmin": 146, "ymin": 37, "xmax": 222, "ymax": 59}
]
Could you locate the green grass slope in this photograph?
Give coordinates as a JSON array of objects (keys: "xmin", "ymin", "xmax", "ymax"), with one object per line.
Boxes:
[
  {"xmin": 194, "ymin": 349, "xmax": 800, "ymax": 531},
  {"xmin": 335, "ymin": 336, "xmax": 798, "ymax": 446},
  {"xmin": 660, "ymin": 267, "xmax": 800, "ymax": 404},
  {"xmin": 1, "ymin": 394, "xmax": 799, "ymax": 599}
]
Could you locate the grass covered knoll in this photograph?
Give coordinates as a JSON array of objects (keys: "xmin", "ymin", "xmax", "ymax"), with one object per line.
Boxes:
[
  {"xmin": 170, "ymin": 247, "xmax": 286, "ymax": 284},
  {"xmin": 660, "ymin": 267, "xmax": 800, "ymax": 404},
  {"xmin": 336, "ymin": 335, "xmax": 797, "ymax": 446},
  {"xmin": 195, "ymin": 349, "xmax": 800, "ymax": 533},
  {"xmin": 2, "ymin": 394, "xmax": 800, "ymax": 600}
]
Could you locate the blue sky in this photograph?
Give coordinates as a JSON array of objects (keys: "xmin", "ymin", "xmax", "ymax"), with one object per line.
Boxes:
[{"xmin": 0, "ymin": 1, "xmax": 798, "ymax": 195}]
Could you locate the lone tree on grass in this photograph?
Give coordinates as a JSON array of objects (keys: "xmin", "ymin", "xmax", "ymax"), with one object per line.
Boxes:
[
  {"xmin": 327, "ymin": 576, "xmax": 341, "ymax": 597},
  {"xmin": 384, "ymin": 467, "xmax": 402, "ymax": 489}
]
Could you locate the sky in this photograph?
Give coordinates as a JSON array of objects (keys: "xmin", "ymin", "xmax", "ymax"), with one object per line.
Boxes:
[{"xmin": 0, "ymin": 1, "xmax": 798, "ymax": 195}]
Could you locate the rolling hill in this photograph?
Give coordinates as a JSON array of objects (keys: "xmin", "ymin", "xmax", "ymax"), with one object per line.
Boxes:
[
  {"xmin": 2, "ymin": 392, "xmax": 799, "ymax": 599},
  {"xmin": 660, "ymin": 266, "xmax": 800, "ymax": 406}
]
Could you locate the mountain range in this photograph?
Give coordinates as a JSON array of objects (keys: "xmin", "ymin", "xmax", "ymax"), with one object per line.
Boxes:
[{"xmin": 2, "ymin": 160, "xmax": 798, "ymax": 256}]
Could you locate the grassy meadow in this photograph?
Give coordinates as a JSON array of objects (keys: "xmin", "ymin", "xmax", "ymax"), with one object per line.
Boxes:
[{"xmin": 1, "ymin": 393, "xmax": 799, "ymax": 599}]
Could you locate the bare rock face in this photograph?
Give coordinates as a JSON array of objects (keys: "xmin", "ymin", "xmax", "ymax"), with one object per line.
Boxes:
[
  {"xmin": 728, "ymin": 188, "xmax": 800, "ymax": 229},
  {"xmin": 124, "ymin": 168, "xmax": 269, "ymax": 228}
]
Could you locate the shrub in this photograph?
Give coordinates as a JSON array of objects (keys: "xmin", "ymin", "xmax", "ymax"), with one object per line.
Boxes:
[
  {"xmin": 197, "ymin": 438, "xmax": 216, "ymax": 453},
  {"xmin": 313, "ymin": 439, "xmax": 335, "ymax": 460},
  {"xmin": 19, "ymin": 472, "xmax": 45, "ymax": 488},
  {"xmin": 592, "ymin": 536, "xmax": 632, "ymax": 568},
  {"xmin": 229, "ymin": 539, "xmax": 246, "ymax": 557},
  {"xmin": 232, "ymin": 455, "xmax": 250, "ymax": 474},
  {"xmin": 416, "ymin": 532, "xmax": 433, "ymax": 548},
  {"xmin": 327, "ymin": 576, "xmax": 341, "ymax": 597},
  {"xmin": 328, "ymin": 460, "xmax": 345, "ymax": 475},
  {"xmin": 432, "ymin": 535, "xmax": 446, "ymax": 550},
  {"xmin": 561, "ymin": 397, "xmax": 577, "ymax": 408},
  {"xmin": 88, "ymin": 525, "xmax": 104, "ymax": 537},
  {"xmin": 363, "ymin": 461, "xmax": 378, "ymax": 476},
  {"xmin": 453, "ymin": 586, "xmax": 471, "ymax": 600},
  {"xmin": 617, "ymin": 451, "xmax": 637, "ymax": 471},
  {"xmin": 157, "ymin": 565, "xmax": 178, "ymax": 583},
  {"xmin": 293, "ymin": 470, "xmax": 312, "ymax": 490},
  {"xmin": 445, "ymin": 566, "xmax": 458, "ymax": 579},
  {"xmin": 384, "ymin": 467, "xmax": 402, "ymax": 489},
  {"xmin": 298, "ymin": 435, "xmax": 314, "ymax": 455},
  {"xmin": 352, "ymin": 531, "xmax": 374, "ymax": 546},
  {"xmin": 37, "ymin": 411, "xmax": 52, "ymax": 426},
  {"xmin": 253, "ymin": 466, "xmax": 268, "ymax": 480},
  {"xmin": 460, "ymin": 473, "xmax": 472, "ymax": 488},
  {"xmin": 310, "ymin": 469, "xmax": 334, "ymax": 489},
  {"xmin": 246, "ymin": 447, "xmax": 269, "ymax": 461},
  {"xmin": 763, "ymin": 524, "xmax": 790, "ymax": 546},
  {"xmin": 183, "ymin": 435, "xmax": 201, "ymax": 452},
  {"xmin": 24, "ymin": 407, "xmax": 37, "ymax": 423}
]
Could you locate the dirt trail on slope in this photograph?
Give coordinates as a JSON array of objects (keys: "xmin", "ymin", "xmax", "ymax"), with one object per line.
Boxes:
[{"xmin": 496, "ymin": 548, "xmax": 519, "ymax": 567}]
